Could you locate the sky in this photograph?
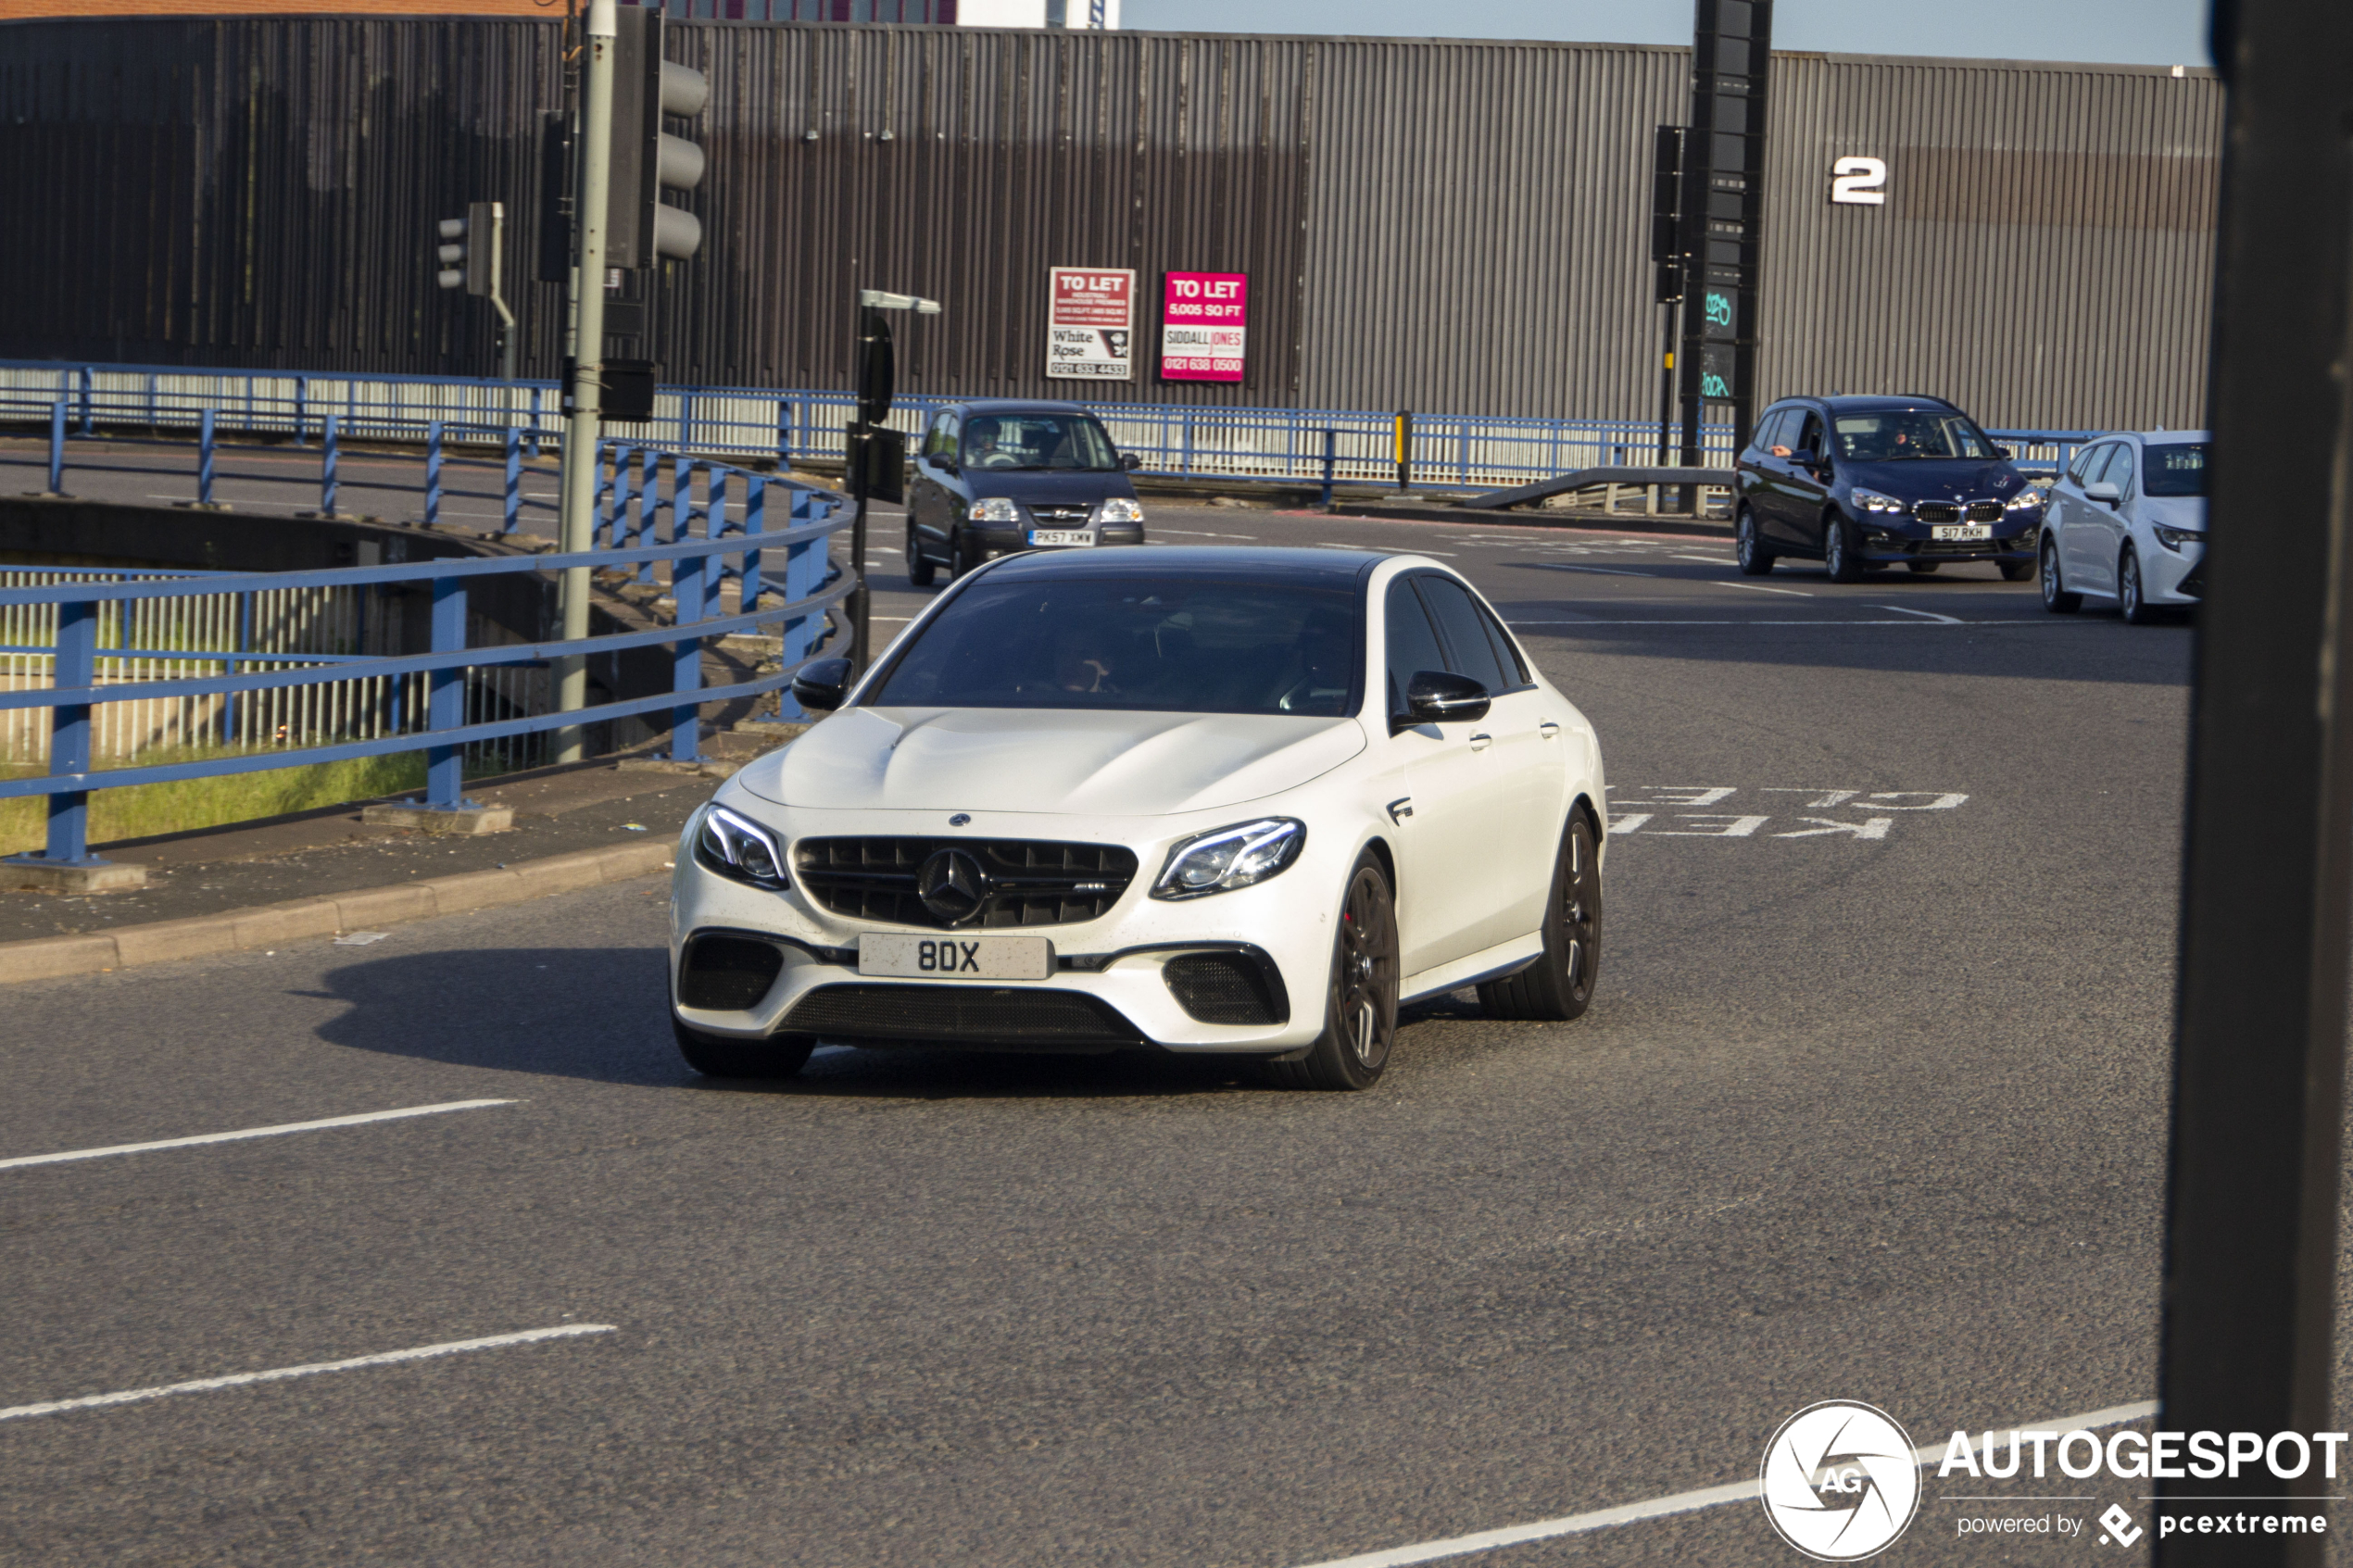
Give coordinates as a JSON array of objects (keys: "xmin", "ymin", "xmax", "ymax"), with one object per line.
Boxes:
[{"xmin": 1118, "ymin": 0, "xmax": 2214, "ymax": 69}]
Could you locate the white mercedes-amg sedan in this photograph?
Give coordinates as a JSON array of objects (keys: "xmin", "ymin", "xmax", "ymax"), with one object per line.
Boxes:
[{"xmin": 668, "ymin": 546, "xmax": 1607, "ymax": 1090}]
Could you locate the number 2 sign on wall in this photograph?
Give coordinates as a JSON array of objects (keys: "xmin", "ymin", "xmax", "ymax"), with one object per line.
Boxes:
[{"xmin": 1830, "ymin": 156, "xmax": 1888, "ymax": 206}]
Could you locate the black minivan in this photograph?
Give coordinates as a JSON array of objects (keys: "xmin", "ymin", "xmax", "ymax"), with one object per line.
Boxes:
[
  {"xmin": 903, "ymin": 400, "xmax": 1148, "ymax": 584},
  {"xmin": 1732, "ymin": 395, "xmax": 2044, "ymax": 582}
]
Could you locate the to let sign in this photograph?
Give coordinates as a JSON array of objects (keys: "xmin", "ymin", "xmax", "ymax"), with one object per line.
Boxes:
[
  {"xmin": 1160, "ymin": 271, "xmax": 1247, "ymax": 383},
  {"xmin": 1047, "ymin": 267, "xmax": 1135, "ymax": 380}
]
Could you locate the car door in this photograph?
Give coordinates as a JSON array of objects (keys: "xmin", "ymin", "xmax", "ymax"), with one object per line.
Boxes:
[
  {"xmin": 913, "ymin": 410, "xmax": 963, "ymax": 557},
  {"xmin": 1414, "ymin": 574, "xmax": 1556, "ymax": 955},
  {"xmin": 2064, "ymin": 443, "xmax": 2120, "ymax": 593},
  {"xmin": 1740, "ymin": 408, "xmax": 1794, "ymax": 539},
  {"xmin": 1378, "ymin": 575, "xmax": 1513, "ymax": 975},
  {"xmin": 2092, "ymin": 440, "xmax": 2137, "ymax": 587},
  {"xmin": 2045, "ymin": 440, "xmax": 2096, "ymax": 577},
  {"xmin": 1784, "ymin": 408, "xmax": 1836, "ymax": 551},
  {"xmin": 908, "ymin": 412, "xmax": 950, "ymax": 553}
]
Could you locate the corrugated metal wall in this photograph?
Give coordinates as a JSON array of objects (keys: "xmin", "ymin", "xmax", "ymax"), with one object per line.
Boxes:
[
  {"xmin": 0, "ymin": 18, "xmax": 2223, "ymax": 430},
  {"xmin": 1759, "ymin": 55, "xmax": 2221, "ymax": 431}
]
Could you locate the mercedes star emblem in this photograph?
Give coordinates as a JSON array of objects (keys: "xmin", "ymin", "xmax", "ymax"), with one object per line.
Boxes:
[
  {"xmin": 949, "ymin": 812, "xmax": 972, "ymax": 826},
  {"xmin": 917, "ymin": 847, "xmax": 988, "ymax": 926}
]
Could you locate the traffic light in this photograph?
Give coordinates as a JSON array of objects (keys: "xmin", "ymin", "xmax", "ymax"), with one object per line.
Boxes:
[
  {"xmin": 608, "ymin": 9, "xmax": 708, "ymax": 269},
  {"xmin": 434, "ymin": 201, "xmax": 502, "ymax": 295}
]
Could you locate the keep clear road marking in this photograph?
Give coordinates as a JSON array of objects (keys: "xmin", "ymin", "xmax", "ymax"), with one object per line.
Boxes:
[
  {"xmin": 0, "ymin": 1099, "xmax": 516, "ymax": 1172},
  {"xmin": 1286, "ymin": 1401, "xmax": 2158, "ymax": 1568},
  {"xmin": 0, "ymin": 1324, "xmax": 618, "ymax": 1424}
]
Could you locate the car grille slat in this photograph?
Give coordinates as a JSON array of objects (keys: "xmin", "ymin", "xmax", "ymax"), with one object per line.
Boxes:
[
  {"xmin": 1912, "ymin": 502, "xmax": 1961, "ymax": 524},
  {"xmin": 1965, "ymin": 502, "xmax": 2004, "ymax": 522},
  {"xmin": 795, "ymin": 836, "xmax": 1139, "ymax": 928},
  {"xmin": 783, "ymin": 983, "xmax": 1145, "ymax": 1047}
]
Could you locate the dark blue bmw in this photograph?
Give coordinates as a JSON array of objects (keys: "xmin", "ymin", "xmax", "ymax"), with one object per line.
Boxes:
[{"xmin": 1731, "ymin": 395, "xmax": 2043, "ymax": 583}]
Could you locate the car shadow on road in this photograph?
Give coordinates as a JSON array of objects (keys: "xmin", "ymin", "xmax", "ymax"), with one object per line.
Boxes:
[{"xmin": 300, "ymin": 945, "xmax": 1293, "ymax": 1100}]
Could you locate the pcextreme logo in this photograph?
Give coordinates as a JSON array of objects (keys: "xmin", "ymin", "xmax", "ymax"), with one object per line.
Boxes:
[{"xmin": 1761, "ymin": 1401, "xmax": 1923, "ymax": 1561}]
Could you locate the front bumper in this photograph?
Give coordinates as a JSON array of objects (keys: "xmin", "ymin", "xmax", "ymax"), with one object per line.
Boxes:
[
  {"xmin": 669, "ymin": 801, "xmax": 1346, "ymax": 1055},
  {"xmin": 1855, "ymin": 520, "xmax": 2040, "ymax": 564},
  {"xmin": 2142, "ymin": 537, "xmax": 2206, "ymax": 604}
]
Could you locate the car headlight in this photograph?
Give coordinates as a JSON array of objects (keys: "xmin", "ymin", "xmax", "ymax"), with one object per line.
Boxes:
[
  {"xmin": 1850, "ymin": 486, "xmax": 1905, "ymax": 514},
  {"xmin": 1151, "ymin": 819, "xmax": 1305, "ymax": 900},
  {"xmin": 2153, "ymin": 524, "xmax": 2204, "ymax": 552},
  {"xmin": 967, "ymin": 497, "xmax": 1021, "ymax": 523},
  {"xmin": 1098, "ymin": 496, "xmax": 1144, "ymax": 524},
  {"xmin": 695, "ymin": 805, "xmax": 789, "ymax": 890},
  {"xmin": 2005, "ymin": 487, "xmax": 2045, "ymax": 511}
]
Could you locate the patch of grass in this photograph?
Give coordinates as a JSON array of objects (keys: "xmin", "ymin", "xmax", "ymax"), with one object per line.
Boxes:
[{"xmin": 0, "ymin": 748, "xmax": 429, "ymax": 855}]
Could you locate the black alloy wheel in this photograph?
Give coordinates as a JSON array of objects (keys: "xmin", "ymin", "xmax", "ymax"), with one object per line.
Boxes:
[
  {"xmin": 1823, "ymin": 512, "xmax": 1865, "ymax": 583},
  {"xmin": 1480, "ymin": 812, "xmax": 1603, "ymax": 1022},
  {"xmin": 2041, "ymin": 540, "xmax": 2082, "ymax": 612},
  {"xmin": 673, "ymin": 1015, "xmax": 817, "ymax": 1080},
  {"xmin": 1735, "ymin": 508, "xmax": 1777, "ymax": 576},
  {"xmin": 1906, "ymin": 559, "xmax": 1941, "ymax": 575},
  {"xmin": 2120, "ymin": 546, "xmax": 2156, "ymax": 624},
  {"xmin": 906, "ymin": 521, "xmax": 936, "ymax": 586},
  {"xmin": 1263, "ymin": 851, "xmax": 1400, "ymax": 1091}
]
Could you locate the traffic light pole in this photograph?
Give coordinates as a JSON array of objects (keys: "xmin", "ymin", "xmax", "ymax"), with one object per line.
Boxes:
[{"xmin": 553, "ymin": 0, "xmax": 617, "ymax": 765}]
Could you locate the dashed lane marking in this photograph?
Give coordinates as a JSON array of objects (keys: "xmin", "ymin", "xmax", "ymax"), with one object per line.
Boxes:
[
  {"xmin": 1728, "ymin": 583, "xmax": 1813, "ymax": 596},
  {"xmin": 0, "ymin": 1099, "xmax": 516, "ymax": 1172},
  {"xmin": 0, "ymin": 1324, "xmax": 618, "ymax": 1424}
]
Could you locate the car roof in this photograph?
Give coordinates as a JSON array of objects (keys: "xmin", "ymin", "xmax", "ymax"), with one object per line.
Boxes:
[
  {"xmin": 2111, "ymin": 429, "xmax": 2211, "ymax": 444},
  {"xmin": 1771, "ymin": 395, "xmax": 1969, "ymax": 415},
  {"xmin": 949, "ymin": 399, "xmax": 1098, "ymax": 416},
  {"xmin": 982, "ymin": 544, "xmax": 1385, "ymax": 583}
]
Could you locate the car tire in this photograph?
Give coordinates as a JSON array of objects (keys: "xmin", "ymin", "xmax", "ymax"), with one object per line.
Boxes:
[
  {"xmin": 948, "ymin": 529, "xmax": 980, "ymax": 580},
  {"xmin": 1823, "ymin": 512, "xmax": 1865, "ymax": 583},
  {"xmin": 1998, "ymin": 558, "xmax": 2036, "ymax": 583},
  {"xmin": 1479, "ymin": 811, "xmax": 1602, "ymax": 1022},
  {"xmin": 906, "ymin": 522, "xmax": 936, "ymax": 587},
  {"xmin": 2041, "ymin": 540, "xmax": 2082, "ymax": 613},
  {"xmin": 2120, "ymin": 546, "xmax": 2156, "ymax": 623},
  {"xmin": 1906, "ymin": 560, "xmax": 1940, "ymax": 575},
  {"xmin": 1262, "ymin": 851, "xmax": 1401, "ymax": 1091},
  {"xmin": 1734, "ymin": 508, "xmax": 1776, "ymax": 576},
  {"xmin": 673, "ymin": 1015, "xmax": 817, "ymax": 1080}
]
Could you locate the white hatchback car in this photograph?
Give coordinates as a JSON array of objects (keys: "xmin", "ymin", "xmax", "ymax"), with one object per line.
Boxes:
[
  {"xmin": 669, "ymin": 546, "xmax": 1608, "ymax": 1090},
  {"xmin": 2039, "ymin": 431, "xmax": 2208, "ymax": 623}
]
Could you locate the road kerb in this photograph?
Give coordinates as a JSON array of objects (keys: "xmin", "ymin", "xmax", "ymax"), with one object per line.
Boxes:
[{"xmin": 0, "ymin": 841, "xmax": 676, "ymax": 985}]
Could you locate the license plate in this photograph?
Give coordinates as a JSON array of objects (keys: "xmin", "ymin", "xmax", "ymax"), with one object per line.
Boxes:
[
  {"xmin": 1931, "ymin": 524, "xmax": 1993, "ymax": 541},
  {"xmin": 858, "ymin": 933, "xmax": 1053, "ymax": 981},
  {"xmin": 1027, "ymin": 529, "xmax": 1097, "ymax": 546}
]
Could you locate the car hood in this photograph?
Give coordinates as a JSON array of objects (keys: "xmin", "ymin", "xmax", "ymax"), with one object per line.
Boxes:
[
  {"xmin": 965, "ymin": 469, "xmax": 1139, "ymax": 505},
  {"xmin": 1841, "ymin": 458, "xmax": 2024, "ymax": 498},
  {"xmin": 736, "ymin": 707, "xmax": 1366, "ymax": 816},
  {"xmin": 2137, "ymin": 495, "xmax": 2207, "ymax": 531}
]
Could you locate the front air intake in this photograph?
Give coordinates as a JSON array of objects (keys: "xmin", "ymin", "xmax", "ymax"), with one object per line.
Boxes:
[
  {"xmin": 1163, "ymin": 951, "xmax": 1288, "ymax": 1025},
  {"xmin": 782, "ymin": 984, "xmax": 1145, "ymax": 1048},
  {"xmin": 677, "ymin": 934, "xmax": 786, "ymax": 1010}
]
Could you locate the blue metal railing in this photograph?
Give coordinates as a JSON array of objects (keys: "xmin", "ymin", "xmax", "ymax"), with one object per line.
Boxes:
[{"xmin": 0, "ymin": 448, "xmax": 849, "ymax": 877}]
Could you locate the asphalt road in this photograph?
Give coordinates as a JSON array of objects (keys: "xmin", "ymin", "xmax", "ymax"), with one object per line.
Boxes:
[{"xmin": 1, "ymin": 507, "xmax": 2237, "ymax": 1566}]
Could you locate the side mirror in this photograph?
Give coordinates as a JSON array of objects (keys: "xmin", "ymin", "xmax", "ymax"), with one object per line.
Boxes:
[
  {"xmin": 790, "ymin": 656, "xmax": 855, "ymax": 712},
  {"xmin": 2084, "ymin": 481, "xmax": 2121, "ymax": 505},
  {"xmin": 1788, "ymin": 448, "xmax": 1818, "ymax": 468},
  {"xmin": 1120, "ymin": 452, "xmax": 1143, "ymax": 471},
  {"xmin": 1393, "ymin": 670, "xmax": 1491, "ymax": 733},
  {"xmin": 1995, "ymin": 445, "xmax": 2016, "ymax": 459}
]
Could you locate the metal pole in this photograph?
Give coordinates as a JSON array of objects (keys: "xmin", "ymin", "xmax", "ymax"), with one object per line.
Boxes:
[
  {"xmin": 553, "ymin": 0, "xmax": 617, "ymax": 765},
  {"xmin": 2155, "ymin": 2, "xmax": 2353, "ymax": 1562},
  {"xmin": 196, "ymin": 408, "xmax": 215, "ymax": 507},
  {"xmin": 1655, "ymin": 297, "xmax": 1679, "ymax": 466},
  {"xmin": 45, "ymin": 399, "xmax": 65, "ymax": 495}
]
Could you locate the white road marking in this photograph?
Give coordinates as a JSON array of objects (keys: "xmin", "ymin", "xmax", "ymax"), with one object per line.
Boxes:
[
  {"xmin": 1606, "ymin": 813, "xmax": 1652, "ymax": 834},
  {"xmin": 1729, "ymin": 583, "xmax": 1812, "ymax": 596},
  {"xmin": 1876, "ymin": 604, "xmax": 1963, "ymax": 623},
  {"xmin": 0, "ymin": 1324, "xmax": 617, "ymax": 1424},
  {"xmin": 1286, "ymin": 1401, "xmax": 2158, "ymax": 1568},
  {"xmin": 0, "ymin": 1099, "xmax": 515, "ymax": 1172},
  {"xmin": 1508, "ymin": 618, "xmax": 2057, "ymax": 627},
  {"xmin": 1529, "ymin": 564, "xmax": 1659, "ymax": 578},
  {"xmin": 1670, "ymin": 552, "xmax": 1732, "ymax": 562}
]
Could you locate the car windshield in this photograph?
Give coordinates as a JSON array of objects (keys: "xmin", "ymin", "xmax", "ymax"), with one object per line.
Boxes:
[
  {"xmin": 2144, "ymin": 442, "xmax": 2208, "ymax": 497},
  {"xmin": 873, "ymin": 576, "xmax": 1364, "ymax": 716},
  {"xmin": 961, "ymin": 413, "xmax": 1122, "ymax": 471},
  {"xmin": 1831, "ymin": 410, "xmax": 1995, "ymax": 461}
]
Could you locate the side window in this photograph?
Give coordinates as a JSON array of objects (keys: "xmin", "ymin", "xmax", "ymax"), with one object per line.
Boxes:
[
  {"xmin": 1415, "ymin": 576, "xmax": 1513, "ymax": 695},
  {"xmin": 1385, "ymin": 578, "xmax": 1451, "ymax": 713},
  {"xmin": 1755, "ymin": 408, "xmax": 1792, "ymax": 453},
  {"xmin": 2065, "ymin": 443, "xmax": 2102, "ymax": 483},
  {"xmin": 1794, "ymin": 412, "xmax": 1826, "ymax": 458},
  {"xmin": 2106, "ymin": 443, "xmax": 2136, "ymax": 498},
  {"xmin": 922, "ymin": 413, "xmax": 952, "ymax": 460},
  {"xmin": 2079, "ymin": 444, "xmax": 2118, "ymax": 487},
  {"xmin": 1473, "ymin": 597, "xmax": 1531, "ymax": 686}
]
